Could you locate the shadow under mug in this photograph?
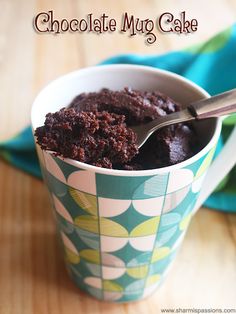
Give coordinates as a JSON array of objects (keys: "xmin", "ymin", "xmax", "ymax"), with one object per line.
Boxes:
[{"xmin": 31, "ymin": 65, "xmax": 236, "ymax": 302}]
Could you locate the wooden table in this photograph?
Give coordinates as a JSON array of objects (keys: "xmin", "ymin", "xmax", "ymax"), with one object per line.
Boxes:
[{"xmin": 0, "ymin": 1, "xmax": 236, "ymax": 313}]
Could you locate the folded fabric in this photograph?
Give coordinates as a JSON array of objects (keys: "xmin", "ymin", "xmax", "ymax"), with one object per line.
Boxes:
[
  {"xmin": 0, "ymin": 127, "xmax": 41, "ymax": 178},
  {"xmin": 0, "ymin": 25, "xmax": 235, "ymax": 212}
]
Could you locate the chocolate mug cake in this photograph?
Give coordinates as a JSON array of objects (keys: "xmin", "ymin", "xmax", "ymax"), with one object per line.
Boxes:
[{"xmin": 35, "ymin": 88, "xmax": 200, "ymax": 170}]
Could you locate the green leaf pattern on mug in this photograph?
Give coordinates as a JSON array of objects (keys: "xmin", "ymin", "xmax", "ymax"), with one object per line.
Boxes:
[
  {"xmin": 43, "ymin": 147, "xmax": 213, "ymax": 302},
  {"xmin": 70, "ymin": 188, "xmax": 98, "ymax": 215}
]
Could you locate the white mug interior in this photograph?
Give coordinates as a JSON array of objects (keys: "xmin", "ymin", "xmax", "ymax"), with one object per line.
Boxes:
[{"xmin": 31, "ymin": 64, "xmax": 221, "ymax": 176}]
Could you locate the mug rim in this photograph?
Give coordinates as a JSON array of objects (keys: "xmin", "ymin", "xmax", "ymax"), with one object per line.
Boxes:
[{"xmin": 31, "ymin": 64, "xmax": 222, "ymax": 177}]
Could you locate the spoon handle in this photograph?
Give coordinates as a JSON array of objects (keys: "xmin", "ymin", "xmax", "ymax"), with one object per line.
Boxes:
[{"xmin": 188, "ymin": 89, "xmax": 236, "ymax": 119}]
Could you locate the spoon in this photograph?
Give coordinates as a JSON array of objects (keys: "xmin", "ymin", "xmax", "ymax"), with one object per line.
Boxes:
[{"xmin": 131, "ymin": 89, "xmax": 236, "ymax": 148}]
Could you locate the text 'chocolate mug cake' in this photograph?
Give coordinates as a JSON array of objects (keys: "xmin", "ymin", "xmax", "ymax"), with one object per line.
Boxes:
[{"xmin": 35, "ymin": 88, "xmax": 201, "ymax": 170}]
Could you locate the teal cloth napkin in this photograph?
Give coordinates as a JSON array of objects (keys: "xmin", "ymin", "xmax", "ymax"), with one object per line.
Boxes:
[{"xmin": 0, "ymin": 26, "xmax": 236, "ymax": 212}]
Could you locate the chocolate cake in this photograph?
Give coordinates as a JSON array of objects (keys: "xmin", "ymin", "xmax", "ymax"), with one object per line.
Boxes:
[{"xmin": 35, "ymin": 88, "xmax": 199, "ymax": 170}]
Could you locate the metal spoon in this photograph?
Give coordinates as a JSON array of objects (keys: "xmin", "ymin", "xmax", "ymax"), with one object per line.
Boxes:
[{"xmin": 131, "ymin": 89, "xmax": 236, "ymax": 148}]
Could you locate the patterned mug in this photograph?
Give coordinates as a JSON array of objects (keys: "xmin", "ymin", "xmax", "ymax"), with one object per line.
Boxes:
[{"xmin": 31, "ymin": 65, "xmax": 236, "ymax": 302}]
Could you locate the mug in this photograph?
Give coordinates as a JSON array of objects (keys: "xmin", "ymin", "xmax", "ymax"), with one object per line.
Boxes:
[{"xmin": 31, "ymin": 65, "xmax": 236, "ymax": 302}]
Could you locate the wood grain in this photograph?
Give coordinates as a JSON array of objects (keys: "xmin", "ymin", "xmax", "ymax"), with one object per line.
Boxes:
[{"xmin": 0, "ymin": 1, "xmax": 236, "ymax": 313}]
